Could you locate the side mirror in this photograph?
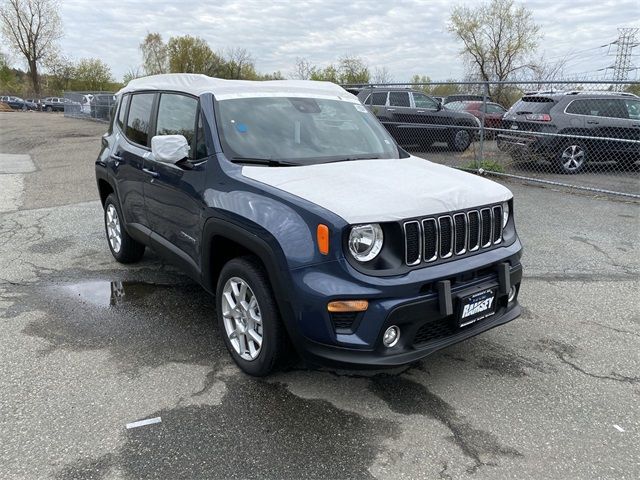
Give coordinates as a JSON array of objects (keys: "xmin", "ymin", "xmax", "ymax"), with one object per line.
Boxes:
[{"xmin": 151, "ymin": 135, "xmax": 190, "ymax": 164}]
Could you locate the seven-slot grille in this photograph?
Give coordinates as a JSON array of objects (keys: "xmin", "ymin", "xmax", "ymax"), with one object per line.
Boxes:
[{"xmin": 404, "ymin": 205, "xmax": 504, "ymax": 266}]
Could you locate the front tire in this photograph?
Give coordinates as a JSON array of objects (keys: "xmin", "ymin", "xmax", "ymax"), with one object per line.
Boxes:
[
  {"xmin": 103, "ymin": 193, "xmax": 145, "ymax": 263},
  {"xmin": 45, "ymin": 106, "xmax": 52, "ymax": 112},
  {"xmin": 448, "ymin": 128, "xmax": 472, "ymax": 152},
  {"xmin": 216, "ymin": 256, "xmax": 287, "ymax": 376}
]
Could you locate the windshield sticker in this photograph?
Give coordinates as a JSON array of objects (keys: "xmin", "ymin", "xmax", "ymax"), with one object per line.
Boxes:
[
  {"xmin": 234, "ymin": 122, "xmax": 248, "ymax": 133},
  {"xmin": 354, "ymin": 104, "xmax": 368, "ymax": 113}
]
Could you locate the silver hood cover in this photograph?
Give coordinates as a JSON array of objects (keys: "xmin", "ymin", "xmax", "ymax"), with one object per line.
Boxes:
[{"xmin": 242, "ymin": 156, "xmax": 512, "ymax": 224}]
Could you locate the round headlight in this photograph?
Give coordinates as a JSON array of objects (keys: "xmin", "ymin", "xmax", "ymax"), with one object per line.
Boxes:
[
  {"xmin": 348, "ymin": 224, "xmax": 384, "ymax": 262},
  {"xmin": 502, "ymin": 201, "xmax": 510, "ymax": 228}
]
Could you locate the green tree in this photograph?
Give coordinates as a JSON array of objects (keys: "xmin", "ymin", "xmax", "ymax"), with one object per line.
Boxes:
[
  {"xmin": 140, "ymin": 32, "xmax": 167, "ymax": 75},
  {"xmin": 338, "ymin": 55, "xmax": 369, "ymax": 84},
  {"xmin": 410, "ymin": 74, "xmax": 432, "ymax": 93},
  {"xmin": 44, "ymin": 53, "xmax": 74, "ymax": 92},
  {"xmin": 0, "ymin": 0, "xmax": 62, "ymax": 94},
  {"xmin": 72, "ymin": 58, "xmax": 113, "ymax": 91},
  {"xmin": 449, "ymin": 0, "xmax": 540, "ymax": 103},
  {"xmin": 167, "ymin": 35, "xmax": 223, "ymax": 76}
]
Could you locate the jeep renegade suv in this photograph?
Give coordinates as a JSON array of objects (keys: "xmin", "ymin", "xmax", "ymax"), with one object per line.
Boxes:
[
  {"xmin": 96, "ymin": 74, "xmax": 523, "ymax": 376},
  {"xmin": 498, "ymin": 91, "xmax": 640, "ymax": 173}
]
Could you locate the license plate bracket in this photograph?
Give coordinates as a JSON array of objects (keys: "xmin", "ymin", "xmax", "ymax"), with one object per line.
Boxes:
[{"xmin": 456, "ymin": 287, "xmax": 497, "ymax": 328}]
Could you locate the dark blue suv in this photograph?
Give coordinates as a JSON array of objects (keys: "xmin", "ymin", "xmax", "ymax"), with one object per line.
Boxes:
[{"xmin": 95, "ymin": 74, "xmax": 523, "ymax": 376}]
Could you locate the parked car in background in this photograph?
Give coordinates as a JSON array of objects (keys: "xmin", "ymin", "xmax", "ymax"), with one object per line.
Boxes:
[
  {"xmin": 90, "ymin": 94, "xmax": 116, "ymax": 121},
  {"xmin": 0, "ymin": 96, "xmax": 37, "ymax": 111},
  {"xmin": 42, "ymin": 97, "xmax": 80, "ymax": 112},
  {"xmin": 443, "ymin": 94, "xmax": 494, "ymax": 105},
  {"xmin": 446, "ymin": 100, "xmax": 507, "ymax": 137},
  {"xmin": 497, "ymin": 91, "xmax": 640, "ymax": 173},
  {"xmin": 357, "ymin": 87, "xmax": 480, "ymax": 151},
  {"xmin": 25, "ymin": 98, "xmax": 44, "ymax": 110}
]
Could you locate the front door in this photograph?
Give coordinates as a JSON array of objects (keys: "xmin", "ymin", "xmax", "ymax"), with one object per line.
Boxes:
[{"xmin": 143, "ymin": 93, "xmax": 208, "ymax": 265}]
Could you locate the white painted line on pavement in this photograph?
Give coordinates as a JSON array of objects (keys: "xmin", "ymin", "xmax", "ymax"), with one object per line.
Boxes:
[
  {"xmin": 126, "ymin": 416, "xmax": 162, "ymax": 429},
  {"xmin": 613, "ymin": 424, "xmax": 625, "ymax": 433}
]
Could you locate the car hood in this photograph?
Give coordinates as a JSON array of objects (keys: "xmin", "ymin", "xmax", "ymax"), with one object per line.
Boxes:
[{"xmin": 242, "ymin": 156, "xmax": 512, "ymax": 224}]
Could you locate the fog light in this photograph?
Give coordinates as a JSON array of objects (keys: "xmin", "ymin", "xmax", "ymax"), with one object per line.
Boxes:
[
  {"xmin": 383, "ymin": 326, "xmax": 400, "ymax": 348},
  {"xmin": 508, "ymin": 285, "xmax": 517, "ymax": 303}
]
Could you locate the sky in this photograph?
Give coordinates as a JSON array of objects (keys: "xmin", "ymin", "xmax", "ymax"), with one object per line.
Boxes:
[{"xmin": 16, "ymin": 0, "xmax": 640, "ymax": 82}]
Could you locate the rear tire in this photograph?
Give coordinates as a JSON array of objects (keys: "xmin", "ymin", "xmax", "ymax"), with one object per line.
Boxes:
[
  {"xmin": 103, "ymin": 193, "xmax": 145, "ymax": 263},
  {"xmin": 448, "ymin": 128, "xmax": 472, "ymax": 152},
  {"xmin": 45, "ymin": 106, "xmax": 52, "ymax": 112},
  {"xmin": 556, "ymin": 142, "xmax": 587, "ymax": 174},
  {"xmin": 216, "ymin": 256, "xmax": 287, "ymax": 376}
]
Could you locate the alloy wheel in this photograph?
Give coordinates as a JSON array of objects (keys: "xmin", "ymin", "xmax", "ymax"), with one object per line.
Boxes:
[
  {"xmin": 105, "ymin": 204, "xmax": 122, "ymax": 253},
  {"xmin": 221, "ymin": 277, "xmax": 263, "ymax": 361},
  {"xmin": 561, "ymin": 144, "xmax": 585, "ymax": 172},
  {"xmin": 455, "ymin": 130, "xmax": 471, "ymax": 150}
]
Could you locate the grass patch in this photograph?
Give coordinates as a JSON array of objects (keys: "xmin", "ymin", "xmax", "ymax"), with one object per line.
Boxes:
[{"xmin": 464, "ymin": 160, "xmax": 505, "ymax": 173}]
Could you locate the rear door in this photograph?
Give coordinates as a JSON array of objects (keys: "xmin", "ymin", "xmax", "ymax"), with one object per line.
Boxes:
[
  {"xmin": 143, "ymin": 92, "xmax": 208, "ymax": 266},
  {"xmin": 114, "ymin": 92, "xmax": 155, "ymax": 230},
  {"xmin": 571, "ymin": 98, "xmax": 631, "ymax": 157}
]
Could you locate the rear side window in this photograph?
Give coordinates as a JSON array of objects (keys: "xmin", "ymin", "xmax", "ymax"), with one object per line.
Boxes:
[
  {"xmin": 125, "ymin": 93, "xmax": 155, "ymax": 146},
  {"xmin": 364, "ymin": 92, "xmax": 388, "ymax": 106},
  {"xmin": 117, "ymin": 95, "xmax": 129, "ymax": 129},
  {"xmin": 389, "ymin": 91, "xmax": 410, "ymax": 107},
  {"xmin": 484, "ymin": 104, "xmax": 506, "ymax": 114},
  {"xmin": 567, "ymin": 99, "xmax": 627, "ymax": 118},
  {"xmin": 156, "ymin": 93, "xmax": 199, "ymax": 158}
]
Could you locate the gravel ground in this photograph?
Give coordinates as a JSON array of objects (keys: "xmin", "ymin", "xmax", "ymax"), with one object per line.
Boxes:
[{"xmin": 0, "ymin": 112, "xmax": 639, "ymax": 479}]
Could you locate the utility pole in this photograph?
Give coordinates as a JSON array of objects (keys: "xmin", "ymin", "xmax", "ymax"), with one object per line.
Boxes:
[{"xmin": 610, "ymin": 28, "xmax": 639, "ymax": 90}]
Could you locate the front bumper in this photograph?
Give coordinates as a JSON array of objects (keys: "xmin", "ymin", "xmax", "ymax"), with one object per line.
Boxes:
[{"xmin": 286, "ymin": 240, "xmax": 523, "ymax": 368}]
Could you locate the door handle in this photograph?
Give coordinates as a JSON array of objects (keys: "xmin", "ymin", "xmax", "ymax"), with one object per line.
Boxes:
[
  {"xmin": 142, "ymin": 168, "xmax": 159, "ymax": 178},
  {"xmin": 417, "ymin": 110, "xmax": 426, "ymax": 113},
  {"xmin": 586, "ymin": 121, "xmax": 599, "ymax": 125},
  {"xmin": 387, "ymin": 108, "xmax": 395, "ymax": 112}
]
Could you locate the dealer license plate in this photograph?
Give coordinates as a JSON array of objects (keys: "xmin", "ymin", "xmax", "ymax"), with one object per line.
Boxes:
[{"xmin": 458, "ymin": 288, "xmax": 497, "ymax": 327}]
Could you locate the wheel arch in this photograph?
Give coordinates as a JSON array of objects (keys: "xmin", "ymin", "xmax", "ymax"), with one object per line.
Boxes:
[{"xmin": 201, "ymin": 217, "xmax": 296, "ymax": 332}]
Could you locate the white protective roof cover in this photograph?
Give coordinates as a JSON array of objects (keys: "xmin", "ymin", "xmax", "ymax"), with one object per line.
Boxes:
[{"xmin": 116, "ymin": 73, "xmax": 358, "ymax": 102}]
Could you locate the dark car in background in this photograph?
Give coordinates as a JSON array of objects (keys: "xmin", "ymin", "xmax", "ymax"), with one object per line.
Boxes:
[
  {"xmin": 25, "ymin": 98, "xmax": 44, "ymax": 111},
  {"xmin": 90, "ymin": 94, "xmax": 116, "ymax": 121},
  {"xmin": 446, "ymin": 101, "xmax": 507, "ymax": 137},
  {"xmin": 0, "ymin": 96, "xmax": 37, "ymax": 111},
  {"xmin": 497, "ymin": 91, "xmax": 640, "ymax": 173},
  {"xmin": 42, "ymin": 96, "xmax": 80, "ymax": 112},
  {"xmin": 357, "ymin": 88, "xmax": 480, "ymax": 151}
]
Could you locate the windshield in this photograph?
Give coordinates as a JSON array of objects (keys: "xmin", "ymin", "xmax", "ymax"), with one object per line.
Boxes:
[{"xmin": 216, "ymin": 96, "xmax": 399, "ymax": 165}]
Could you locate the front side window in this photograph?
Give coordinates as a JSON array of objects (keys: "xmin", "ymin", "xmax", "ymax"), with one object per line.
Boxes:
[
  {"xmin": 412, "ymin": 93, "xmax": 438, "ymax": 109},
  {"xmin": 484, "ymin": 103, "xmax": 506, "ymax": 114},
  {"xmin": 624, "ymin": 99, "xmax": 640, "ymax": 120},
  {"xmin": 389, "ymin": 91, "xmax": 410, "ymax": 107},
  {"xmin": 216, "ymin": 96, "xmax": 399, "ymax": 165},
  {"xmin": 125, "ymin": 93, "xmax": 154, "ymax": 146},
  {"xmin": 156, "ymin": 93, "xmax": 198, "ymax": 158}
]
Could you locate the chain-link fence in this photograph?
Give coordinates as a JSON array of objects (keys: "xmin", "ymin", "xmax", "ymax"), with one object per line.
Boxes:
[
  {"xmin": 346, "ymin": 81, "xmax": 640, "ymax": 198},
  {"xmin": 63, "ymin": 91, "xmax": 116, "ymax": 122}
]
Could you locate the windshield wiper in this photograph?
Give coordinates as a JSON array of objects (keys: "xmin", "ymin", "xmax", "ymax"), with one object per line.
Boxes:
[
  {"xmin": 325, "ymin": 155, "xmax": 382, "ymax": 163},
  {"xmin": 229, "ymin": 157, "xmax": 299, "ymax": 167}
]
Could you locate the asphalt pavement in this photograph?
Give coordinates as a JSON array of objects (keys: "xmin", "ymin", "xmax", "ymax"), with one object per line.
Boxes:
[{"xmin": 1, "ymin": 112, "xmax": 639, "ymax": 479}]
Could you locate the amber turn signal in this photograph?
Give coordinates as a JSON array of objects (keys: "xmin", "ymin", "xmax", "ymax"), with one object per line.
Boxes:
[
  {"xmin": 327, "ymin": 300, "xmax": 369, "ymax": 313},
  {"xmin": 317, "ymin": 224, "xmax": 329, "ymax": 255}
]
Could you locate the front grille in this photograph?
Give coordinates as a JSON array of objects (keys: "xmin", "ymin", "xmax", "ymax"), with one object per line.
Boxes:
[
  {"xmin": 404, "ymin": 204, "xmax": 504, "ymax": 266},
  {"xmin": 413, "ymin": 319, "xmax": 456, "ymax": 345}
]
